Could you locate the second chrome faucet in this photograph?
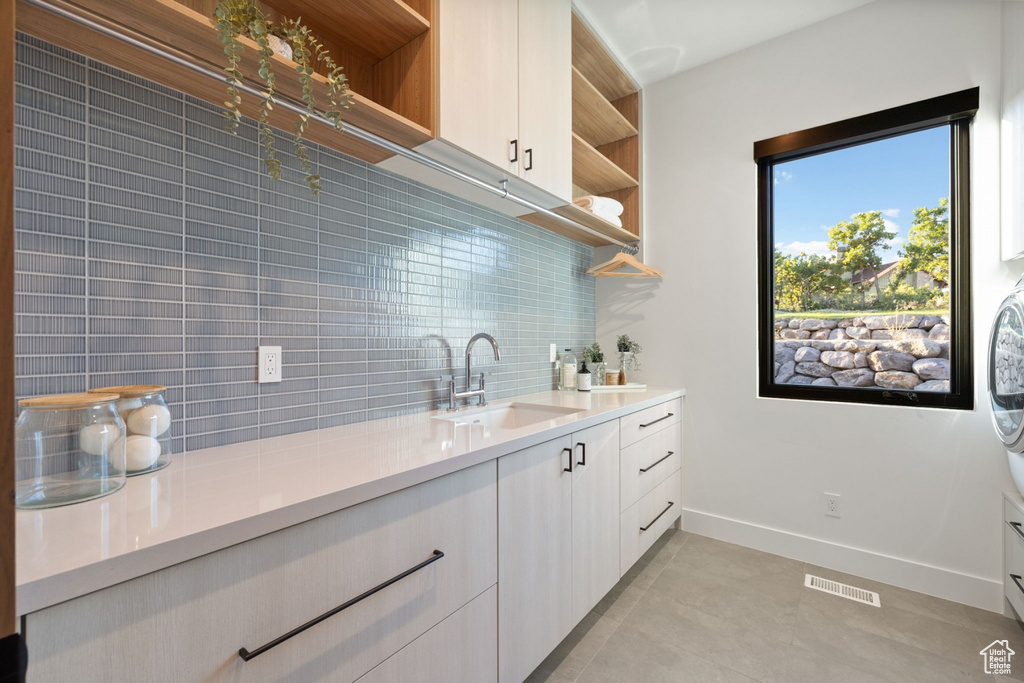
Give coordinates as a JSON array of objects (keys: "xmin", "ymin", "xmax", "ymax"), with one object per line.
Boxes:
[{"xmin": 441, "ymin": 332, "xmax": 500, "ymax": 411}]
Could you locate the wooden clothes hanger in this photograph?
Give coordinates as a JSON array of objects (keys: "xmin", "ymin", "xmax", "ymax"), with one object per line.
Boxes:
[{"xmin": 587, "ymin": 245, "xmax": 662, "ymax": 278}]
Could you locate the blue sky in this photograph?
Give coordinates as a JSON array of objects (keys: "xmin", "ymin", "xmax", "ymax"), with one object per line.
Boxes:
[{"xmin": 773, "ymin": 125, "xmax": 950, "ymax": 264}]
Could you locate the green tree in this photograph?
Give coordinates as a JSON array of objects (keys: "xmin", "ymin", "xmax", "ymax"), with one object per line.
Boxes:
[
  {"xmin": 774, "ymin": 250, "xmax": 801, "ymax": 311},
  {"xmin": 898, "ymin": 198, "xmax": 949, "ymax": 288},
  {"xmin": 827, "ymin": 211, "xmax": 897, "ymax": 308},
  {"xmin": 774, "ymin": 250, "xmax": 845, "ymax": 311}
]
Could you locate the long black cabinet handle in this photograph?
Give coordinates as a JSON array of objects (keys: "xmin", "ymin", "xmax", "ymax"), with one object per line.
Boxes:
[
  {"xmin": 640, "ymin": 501, "xmax": 675, "ymax": 532},
  {"xmin": 510, "ymin": 139, "xmax": 518, "ymax": 163},
  {"xmin": 524, "ymin": 148, "xmax": 533, "ymax": 170},
  {"xmin": 1012, "ymin": 574, "xmax": 1024, "ymax": 598},
  {"xmin": 576, "ymin": 442, "xmax": 586, "ymax": 467},
  {"xmin": 639, "ymin": 413, "xmax": 674, "ymax": 429},
  {"xmin": 239, "ymin": 549, "xmax": 445, "ymax": 661},
  {"xmin": 1010, "ymin": 521, "xmax": 1024, "ymax": 544},
  {"xmin": 639, "ymin": 451, "xmax": 674, "ymax": 474},
  {"xmin": 563, "ymin": 447, "xmax": 573, "ymax": 473}
]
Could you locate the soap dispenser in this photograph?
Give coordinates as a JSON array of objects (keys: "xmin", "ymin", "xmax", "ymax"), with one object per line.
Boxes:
[{"xmin": 558, "ymin": 349, "xmax": 577, "ymax": 391}]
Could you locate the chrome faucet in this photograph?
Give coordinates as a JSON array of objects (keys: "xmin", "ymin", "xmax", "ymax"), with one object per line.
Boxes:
[{"xmin": 440, "ymin": 333, "xmax": 501, "ymax": 411}]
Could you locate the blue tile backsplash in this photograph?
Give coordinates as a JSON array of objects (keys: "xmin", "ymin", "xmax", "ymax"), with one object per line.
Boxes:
[{"xmin": 13, "ymin": 33, "xmax": 596, "ymax": 452}]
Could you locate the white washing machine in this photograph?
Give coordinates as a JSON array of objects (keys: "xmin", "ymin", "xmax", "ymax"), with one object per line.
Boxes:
[{"xmin": 991, "ymin": 279, "xmax": 1024, "ymax": 494}]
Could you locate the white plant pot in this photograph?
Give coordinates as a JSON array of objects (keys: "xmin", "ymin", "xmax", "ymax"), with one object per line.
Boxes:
[{"xmin": 267, "ymin": 34, "xmax": 293, "ymax": 61}]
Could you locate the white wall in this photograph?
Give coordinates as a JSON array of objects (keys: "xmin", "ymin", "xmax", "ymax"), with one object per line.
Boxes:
[{"xmin": 598, "ymin": 0, "xmax": 1024, "ymax": 611}]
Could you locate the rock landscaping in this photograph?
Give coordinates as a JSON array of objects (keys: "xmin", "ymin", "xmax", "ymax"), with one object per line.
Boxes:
[{"xmin": 773, "ymin": 314, "xmax": 950, "ymax": 391}]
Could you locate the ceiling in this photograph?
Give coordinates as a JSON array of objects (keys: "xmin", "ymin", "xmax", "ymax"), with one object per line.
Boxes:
[{"xmin": 572, "ymin": 0, "xmax": 877, "ymax": 87}]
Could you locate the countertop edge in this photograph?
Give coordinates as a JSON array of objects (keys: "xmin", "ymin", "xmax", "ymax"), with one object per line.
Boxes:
[{"xmin": 18, "ymin": 388, "xmax": 685, "ymax": 614}]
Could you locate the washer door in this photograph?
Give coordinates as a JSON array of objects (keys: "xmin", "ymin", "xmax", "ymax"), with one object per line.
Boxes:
[{"xmin": 991, "ymin": 290, "xmax": 1024, "ymax": 451}]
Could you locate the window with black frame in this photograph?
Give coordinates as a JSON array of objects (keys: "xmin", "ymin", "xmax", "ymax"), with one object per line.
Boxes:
[{"xmin": 755, "ymin": 88, "xmax": 977, "ymax": 409}]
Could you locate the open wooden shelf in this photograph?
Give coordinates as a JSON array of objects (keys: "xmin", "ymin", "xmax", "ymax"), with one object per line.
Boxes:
[
  {"xmin": 572, "ymin": 132, "xmax": 637, "ymax": 196},
  {"xmin": 16, "ymin": 0, "xmax": 434, "ymax": 164},
  {"xmin": 571, "ymin": 66, "xmax": 637, "ymax": 148},
  {"xmin": 263, "ymin": 0, "xmax": 428, "ymax": 60},
  {"xmin": 571, "ymin": 12, "xmax": 635, "ymax": 102},
  {"xmin": 520, "ymin": 202, "xmax": 637, "ymax": 247}
]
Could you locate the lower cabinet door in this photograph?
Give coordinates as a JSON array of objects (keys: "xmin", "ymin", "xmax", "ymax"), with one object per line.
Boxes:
[
  {"xmin": 570, "ymin": 419, "xmax": 620, "ymax": 623},
  {"xmin": 356, "ymin": 585, "xmax": 498, "ymax": 683},
  {"xmin": 620, "ymin": 469, "xmax": 682, "ymax": 574},
  {"xmin": 25, "ymin": 462, "xmax": 497, "ymax": 683},
  {"xmin": 498, "ymin": 436, "xmax": 573, "ymax": 683}
]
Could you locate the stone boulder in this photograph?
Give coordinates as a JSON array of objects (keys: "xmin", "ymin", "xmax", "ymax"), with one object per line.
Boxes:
[
  {"xmin": 810, "ymin": 341, "xmax": 836, "ymax": 351},
  {"xmin": 776, "ymin": 360, "xmax": 795, "ymax": 383},
  {"xmin": 867, "ymin": 351, "xmax": 917, "ymax": 372},
  {"xmin": 794, "ymin": 347, "xmax": 821, "ymax": 363},
  {"xmin": 820, "ymin": 319, "xmax": 838, "ymax": 330},
  {"xmin": 832, "ymin": 368, "xmax": 876, "ymax": 387},
  {"xmin": 786, "ymin": 375, "xmax": 814, "ymax": 385},
  {"xmin": 875, "ymin": 339, "xmax": 941, "ymax": 358},
  {"xmin": 917, "ymin": 379, "xmax": 950, "ymax": 392},
  {"xmin": 919, "ymin": 315, "xmax": 943, "ymax": 329},
  {"xmin": 829, "ymin": 328, "xmax": 848, "ymax": 340},
  {"xmin": 812, "ymin": 329, "xmax": 832, "ymax": 340},
  {"xmin": 871, "ymin": 330, "xmax": 895, "ymax": 340},
  {"xmin": 863, "ymin": 316, "xmax": 888, "ymax": 329},
  {"xmin": 875, "ymin": 371, "xmax": 922, "ymax": 390},
  {"xmin": 937, "ymin": 341, "xmax": 950, "ymax": 360},
  {"xmin": 796, "ymin": 362, "xmax": 834, "ymax": 378},
  {"xmin": 854, "ymin": 352, "xmax": 869, "ymax": 368},
  {"xmin": 899, "ymin": 328, "xmax": 928, "ymax": 340},
  {"xmin": 774, "ymin": 343, "xmax": 796, "ymax": 365},
  {"xmin": 913, "ymin": 358, "xmax": 950, "ymax": 380},
  {"xmin": 800, "ymin": 319, "xmax": 824, "ymax": 330},
  {"xmin": 820, "ymin": 351, "xmax": 854, "ymax": 369},
  {"xmin": 780, "ymin": 329, "xmax": 811, "ymax": 340},
  {"xmin": 811, "ymin": 377, "xmax": 837, "ymax": 386},
  {"xmin": 789, "ymin": 319, "xmax": 802, "ymax": 329},
  {"xmin": 838, "ymin": 321, "xmax": 851, "ymax": 328},
  {"xmin": 846, "ymin": 327, "xmax": 872, "ymax": 340},
  {"xmin": 834, "ymin": 340, "xmax": 877, "ymax": 354},
  {"xmin": 929, "ymin": 324, "xmax": 950, "ymax": 341}
]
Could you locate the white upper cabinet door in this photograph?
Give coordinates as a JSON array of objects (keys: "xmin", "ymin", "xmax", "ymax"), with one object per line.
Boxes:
[
  {"xmin": 517, "ymin": 0, "xmax": 572, "ymax": 201},
  {"xmin": 570, "ymin": 419, "xmax": 620, "ymax": 623},
  {"xmin": 438, "ymin": 0, "xmax": 520, "ymax": 174},
  {"xmin": 498, "ymin": 436, "xmax": 574, "ymax": 683}
]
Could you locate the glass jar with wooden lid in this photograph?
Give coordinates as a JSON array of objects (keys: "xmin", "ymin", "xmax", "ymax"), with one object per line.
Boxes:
[
  {"xmin": 15, "ymin": 393, "xmax": 127, "ymax": 509},
  {"xmin": 88, "ymin": 385, "xmax": 172, "ymax": 476}
]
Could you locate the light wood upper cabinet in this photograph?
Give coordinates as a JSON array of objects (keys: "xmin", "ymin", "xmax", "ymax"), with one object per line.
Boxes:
[
  {"xmin": 437, "ymin": 0, "xmax": 520, "ymax": 173},
  {"xmin": 437, "ymin": 0, "xmax": 572, "ymax": 201},
  {"xmin": 517, "ymin": 0, "xmax": 572, "ymax": 201}
]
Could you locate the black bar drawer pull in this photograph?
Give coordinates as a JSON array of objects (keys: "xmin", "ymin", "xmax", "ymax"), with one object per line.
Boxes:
[
  {"xmin": 639, "ymin": 413, "xmax": 674, "ymax": 429},
  {"xmin": 239, "ymin": 549, "xmax": 445, "ymax": 661},
  {"xmin": 524, "ymin": 148, "xmax": 533, "ymax": 170},
  {"xmin": 510, "ymin": 139, "xmax": 518, "ymax": 163},
  {"xmin": 1010, "ymin": 521, "xmax": 1024, "ymax": 544},
  {"xmin": 563, "ymin": 447, "xmax": 573, "ymax": 473},
  {"xmin": 640, "ymin": 501, "xmax": 674, "ymax": 532},
  {"xmin": 639, "ymin": 451, "xmax": 674, "ymax": 474},
  {"xmin": 576, "ymin": 442, "xmax": 586, "ymax": 467},
  {"xmin": 1012, "ymin": 574, "xmax": 1024, "ymax": 598}
]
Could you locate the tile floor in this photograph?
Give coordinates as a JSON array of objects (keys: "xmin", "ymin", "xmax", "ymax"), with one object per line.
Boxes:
[{"xmin": 527, "ymin": 530, "xmax": 1024, "ymax": 683}]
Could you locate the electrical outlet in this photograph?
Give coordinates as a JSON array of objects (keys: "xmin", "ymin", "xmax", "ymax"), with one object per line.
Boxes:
[
  {"xmin": 824, "ymin": 493, "xmax": 841, "ymax": 518},
  {"xmin": 258, "ymin": 346, "xmax": 282, "ymax": 383},
  {"xmin": 550, "ymin": 344, "xmax": 557, "ymax": 363}
]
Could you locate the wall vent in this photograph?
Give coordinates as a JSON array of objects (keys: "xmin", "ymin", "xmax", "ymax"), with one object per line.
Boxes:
[{"xmin": 804, "ymin": 574, "xmax": 880, "ymax": 607}]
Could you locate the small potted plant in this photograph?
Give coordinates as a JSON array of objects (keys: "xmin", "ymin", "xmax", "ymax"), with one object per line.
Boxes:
[
  {"xmin": 616, "ymin": 334, "xmax": 642, "ymax": 385},
  {"xmin": 583, "ymin": 342, "xmax": 606, "ymax": 386},
  {"xmin": 214, "ymin": 0, "xmax": 351, "ymax": 195}
]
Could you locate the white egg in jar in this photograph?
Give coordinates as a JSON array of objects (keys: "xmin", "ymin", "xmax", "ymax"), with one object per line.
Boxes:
[
  {"xmin": 79, "ymin": 422, "xmax": 121, "ymax": 456},
  {"xmin": 122, "ymin": 435, "xmax": 162, "ymax": 471},
  {"xmin": 126, "ymin": 404, "xmax": 171, "ymax": 437}
]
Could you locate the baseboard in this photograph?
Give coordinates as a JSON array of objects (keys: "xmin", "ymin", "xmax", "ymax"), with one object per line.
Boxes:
[{"xmin": 680, "ymin": 507, "xmax": 1005, "ymax": 613}]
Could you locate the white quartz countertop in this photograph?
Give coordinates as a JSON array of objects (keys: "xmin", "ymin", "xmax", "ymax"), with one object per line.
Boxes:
[{"xmin": 17, "ymin": 387, "xmax": 684, "ymax": 614}]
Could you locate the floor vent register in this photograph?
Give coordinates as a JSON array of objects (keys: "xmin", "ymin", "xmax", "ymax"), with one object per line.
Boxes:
[{"xmin": 804, "ymin": 574, "xmax": 881, "ymax": 607}]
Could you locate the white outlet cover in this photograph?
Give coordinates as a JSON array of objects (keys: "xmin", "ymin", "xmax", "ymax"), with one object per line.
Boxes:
[
  {"xmin": 824, "ymin": 493, "xmax": 841, "ymax": 518},
  {"xmin": 550, "ymin": 344, "xmax": 557, "ymax": 363},
  {"xmin": 258, "ymin": 346, "xmax": 282, "ymax": 384}
]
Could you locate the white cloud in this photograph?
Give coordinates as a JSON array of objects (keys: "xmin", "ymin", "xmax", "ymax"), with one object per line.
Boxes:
[
  {"xmin": 778, "ymin": 240, "xmax": 831, "ymax": 257},
  {"xmin": 883, "ymin": 219, "xmax": 900, "ymax": 232},
  {"xmin": 773, "ymin": 170, "xmax": 794, "ymax": 185},
  {"xmin": 882, "ymin": 208, "xmax": 901, "ymax": 218}
]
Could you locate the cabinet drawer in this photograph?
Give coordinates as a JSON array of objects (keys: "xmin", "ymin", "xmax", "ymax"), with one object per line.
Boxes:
[
  {"xmin": 26, "ymin": 462, "xmax": 497, "ymax": 683},
  {"xmin": 620, "ymin": 469, "xmax": 682, "ymax": 574},
  {"xmin": 620, "ymin": 423, "xmax": 681, "ymax": 512},
  {"xmin": 1007, "ymin": 523, "xmax": 1024, "ymax": 619},
  {"xmin": 357, "ymin": 585, "xmax": 497, "ymax": 683},
  {"xmin": 1006, "ymin": 498, "xmax": 1024, "ymax": 531},
  {"xmin": 620, "ymin": 398, "xmax": 681, "ymax": 449}
]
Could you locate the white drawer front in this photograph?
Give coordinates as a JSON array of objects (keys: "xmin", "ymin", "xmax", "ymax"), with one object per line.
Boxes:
[
  {"xmin": 357, "ymin": 585, "xmax": 497, "ymax": 683},
  {"xmin": 620, "ymin": 469, "xmax": 682, "ymax": 574},
  {"xmin": 620, "ymin": 423, "xmax": 681, "ymax": 512},
  {"xmin": 1007, "ymin": 521, "xmax": 1024, "ymax": 618},
  {"xmin": 620, "ymin": 398, "xmax": 681, "ymax": 449},
  {"xmin": 26, "ymin": 462, "xmax": 498, "ymax": 683}
]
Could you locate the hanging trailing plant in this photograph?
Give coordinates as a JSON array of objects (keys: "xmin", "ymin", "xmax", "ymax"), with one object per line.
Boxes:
[{"xmin": 214, "ymin": 0, "xmax": 351, "ymax": 195}]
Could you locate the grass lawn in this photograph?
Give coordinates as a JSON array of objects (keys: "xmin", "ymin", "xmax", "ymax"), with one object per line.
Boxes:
[{"xmin": 774, "ymin": 308, "xmax": 948, "ymax": 320}]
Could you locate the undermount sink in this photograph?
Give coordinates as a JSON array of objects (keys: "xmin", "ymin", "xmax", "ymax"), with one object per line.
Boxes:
[{"xmin": 435, "ymin": 402, "xmax": 585, "ymax": 430}]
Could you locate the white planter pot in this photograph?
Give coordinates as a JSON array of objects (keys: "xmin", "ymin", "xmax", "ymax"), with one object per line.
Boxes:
[{"xmin": 267, "ymin": 34, "xmax": 293, "ymax": 61}]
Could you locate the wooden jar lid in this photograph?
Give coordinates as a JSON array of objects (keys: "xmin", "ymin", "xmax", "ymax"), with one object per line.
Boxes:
[
  {"xmin": 19, "ymin": 393, "xmax": 120, "ymax": 408},
  {"xmin": 88, "ymin": 385, "xmax": 167, "ymax": 398}
]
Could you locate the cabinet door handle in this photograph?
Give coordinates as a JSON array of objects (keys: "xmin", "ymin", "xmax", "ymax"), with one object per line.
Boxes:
[
  {"xmin": 640, "ymin": 413, "xmax": 673, "ymax": 429},
  {"xmin": 1012, "ymin": 574, "xmax": 1024, "ymax": 598},
  {"xmin": 562, "ymin": 447, "xmax": 573, "ymax": 473},
  {"xmin": 238, "ymin": 549, "xmax": 445, "ymax": 661},
  {"xmin": 640, "ymin": 501, "xmax": 674, "ymax": 532},
  {"xmin": 576, "ymin": 441, "xmax": 586, "ymax": 467},
  {"xmin": 510, "ymin": 139, "xmax": 518, "ymax": 163},
  {"xmin": 1010, "ymin": 521, "xmax": 1024, "ymax": 544},
  {"xmin": 524, "ymin": 148, "xmax": 533, "ymax": 170},
  {"xmin": 639, "ymin": 451, "xmax": 674, "ymax": 474}
]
